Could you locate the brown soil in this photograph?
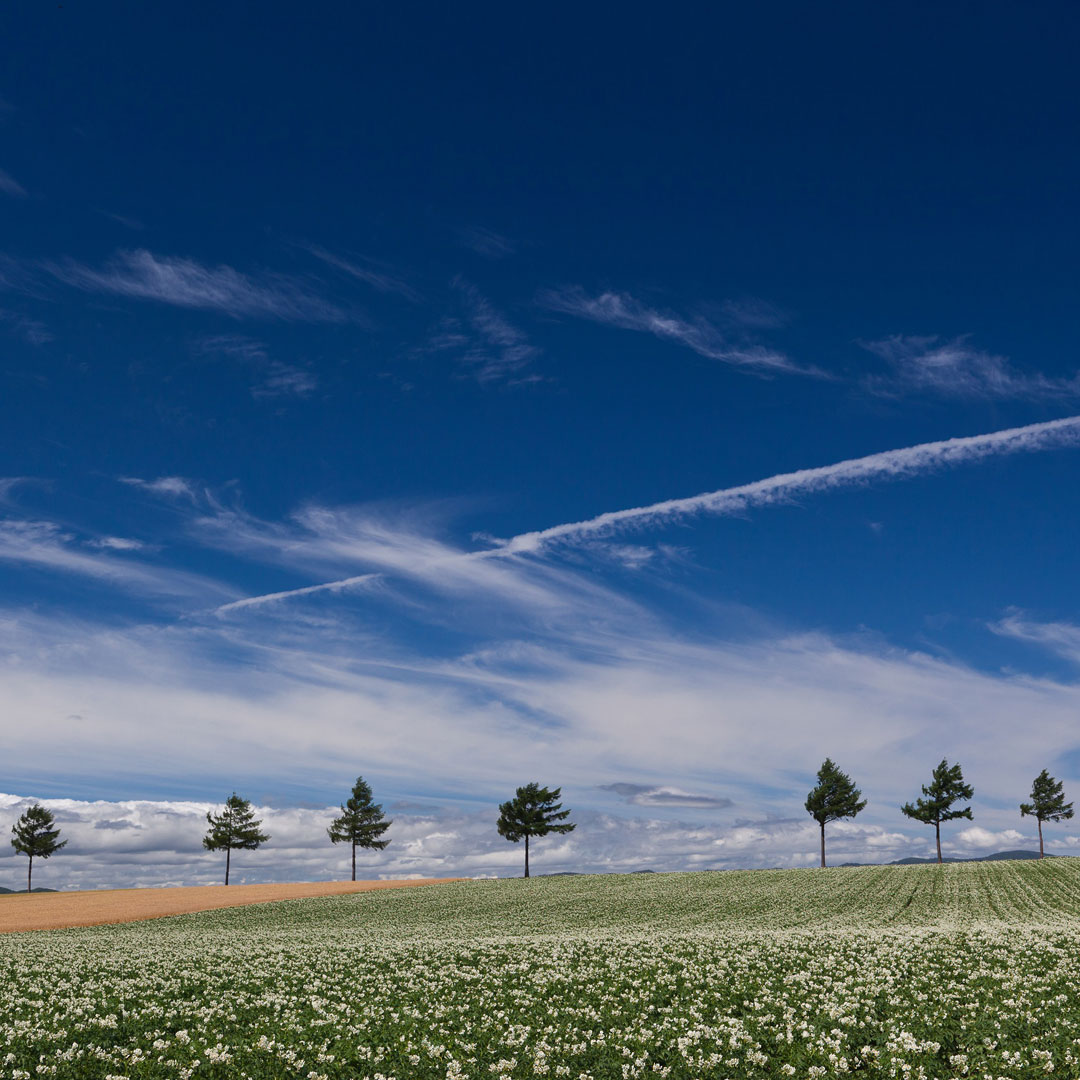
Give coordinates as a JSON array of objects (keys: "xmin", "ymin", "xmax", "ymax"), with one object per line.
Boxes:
[{"xmin": 0, "ymin": 877, "xmax": 464, "ymax": 933}]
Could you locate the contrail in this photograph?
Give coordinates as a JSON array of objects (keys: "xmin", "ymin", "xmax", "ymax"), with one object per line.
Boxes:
[
  {"xmin": 216, "ymin": 415, "xmax": 1080, "ymax": 611},
  {"xmin": 500, "ymin": 414, "xmax": 1080, "ymax": 553},
  {"xmin": 215, "ymin": 573, "xmax": 379, "ymax": 614}
]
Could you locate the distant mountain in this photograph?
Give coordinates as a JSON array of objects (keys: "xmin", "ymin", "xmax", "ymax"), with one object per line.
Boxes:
[
  {"xmin": 892, "ymin": 850, "xmax": 1046, "ymax": 865},
  {"xmin": 0, "ymin": 886, "xmax": 57, "ymax": 894}
]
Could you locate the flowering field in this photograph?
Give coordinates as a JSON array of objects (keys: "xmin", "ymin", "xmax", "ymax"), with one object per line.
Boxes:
[{"xmin": 4, "ymin": 861, "xmax": 1080, "ymax": 1079}]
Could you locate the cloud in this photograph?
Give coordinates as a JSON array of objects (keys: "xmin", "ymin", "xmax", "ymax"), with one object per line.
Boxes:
[
  {"xmin": 0, "ymin": 519, "xmax": 228, "ymax": 600},
  {"xmin": 197, "ymin": 336, "xmax": 320, "ymax": 399},
  {"xmin": 0, "ymin": 168, "xmax": 26, "ymax": 198},
  {"xmin": 444, "ymin": 281, "xmax": 542, "ymax": 384},
  {"xmin": 456, "ymin": 225, "xmax": 515, "ymax": 259},
  {"xmin": 303, "ymin": 244, "xmax": 419, "ymax": 301},
  {"xmin": 96, "ymin": 209, "xmax": 145, "ymax": 230},
  {"xmin": 215, "ymin": 573, "xmax": 380, "ymax": 614},
  {"xmin": 119, "ymin": 475, "xmax": 197, "ymax": 500},
  {"xmin": 599, "ymin": 782, "xmax": 733, "ymax": 809},
  {"xmin": 954, "ymin": 826, "xmax": 1026, "ymax": 850},
  {"xmin": 991, "ymin": 612, "xmax": 1080, "ymax": 665},
  {"xmin": 87, "ymin": 536, "xmax": 146, "ymax": 551},
  {"xmin": 47, "ymin": 249, "xmax": 349, "ymax": 322},
  {"xmin": 720, "ymin": 297, "xmax": 789, "ymax": 329},
  {"xmin": 863, "ymin": 335, "xmax": 1080, "ymax": 400},
  {"xmin": 501, "ymin": 415, "xmax": 1080, "ymax": 553},
  {"xmin": 0, "ymin": 309, "xmax": 52, "ymax": 345},
  {"xmin": 539, "ymin": 287, "xmax": 812, "ymax": 375}
]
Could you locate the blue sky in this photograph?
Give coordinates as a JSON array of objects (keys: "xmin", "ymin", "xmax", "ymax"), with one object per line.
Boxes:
[{"xmin": 4, "ymin": 4, "xmax": 1080, "ymax": 886}]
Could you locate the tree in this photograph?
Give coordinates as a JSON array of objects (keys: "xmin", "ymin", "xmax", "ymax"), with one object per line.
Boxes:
[
  {"xmin": 10, "ymin": 804, "xmax": 67, "ymax": 893},
  {"xmin": 1021, "ymin": 769, "xmax": 1074, "ymax": 858},
  {"xmin": 901, "ymin": 759, "xmax": 973, "ymax": 864},
  {"xmin": 805, "ymin": 758, "xmax": 867, "ymax": 868},
  {"xmin": 202, "ymin": 793, "xmax": 269, "ymax": 885},
  {"xmin": 497, "ymin": 782, "xmax": 575, "ymax": 878},
  {"xmin": 327, "ymin": 776, "xmax": 392, "ymax": 881}
]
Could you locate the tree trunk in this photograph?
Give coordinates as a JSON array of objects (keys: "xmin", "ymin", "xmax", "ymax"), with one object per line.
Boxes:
[
  {"xmin": 524, "ymin": 834, "xmax": 530, "ymax": 878},
  {"xmin": 1038, "ymin": 818, "xmax": 1044, "ymax": 858},
  {"xmin": 820, "ymin": 821, "xmax": 826, "ymax": 868},
  {"xmin": 351, "ymin": 841, "xmax": 357, "ymax": 882},
  {"xmin": 225, "ymin": 845, "xmax": 231, "ymax": 886},
  {"xmin": 27, "ymin": 854, "xmax": 32, "ymax": 894},
  {"xmin": 935, "ymin": 821, "xmax": 942, "ymax": 864}
]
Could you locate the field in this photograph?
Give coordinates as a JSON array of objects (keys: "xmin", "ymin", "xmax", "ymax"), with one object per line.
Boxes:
[
  {"xmin": 4, "ymin": 861, "xmax": 1080, "ymax": 1079},
  {"xmin": 0, "ymin": 878, "xmax": 461, "ymax": 933}
]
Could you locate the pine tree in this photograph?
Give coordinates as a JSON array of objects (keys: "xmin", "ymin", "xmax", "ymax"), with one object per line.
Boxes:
[
  {"xmin": 202, "ymin": 793, "xmax": 269, "ymax": 885},
  {"xmin": 805, "ymin": 758, "xmax": 867, "ymax": 868},
  {"xmin": 497, "ymin": 782, "xmax": 575, "ymax": 878},
  {"xmin": 901, "ymin": 759, "xmax": 974, "ymax": 863},
  {"xmin": 10, "ymin": 804, "xmax": 67, "ymax": 893},
  {"xmin": 1021, "ymin": 769, "xmax": 1074, "ymax": 858},
  {"xmin": 327, "ymin": 777, "xmax": 392, "ymax": 881}
]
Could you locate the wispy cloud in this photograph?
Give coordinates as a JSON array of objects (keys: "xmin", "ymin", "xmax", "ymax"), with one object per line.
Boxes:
[
  {"xmin": 501, "ymin": 415, "xmax": 1080, "ymax": 553},
  {"xmin": 453, "ymin": 281, "xmax": 542, "ymax": 384},
  {"xmin": 421, "ymin": 282, "xmax": 541, "ymax": 385},
  {"xmin": 206, "ymin": 416, "xmax": 1080, "ymax": 612},
  {"xmin": 0, "ymin": 168, "xmax": 26, "ymax": 198},
  {"xmin": 991, "ymin": 612, "xmax": 1080, "ymax": 665},
  {"xmin": 95, "ymin": 209, "xmax": 145, "ymax": 230},
  {"xmin": 0, "ymin": 309, "xmax": 52, "ymax": 345},
  {"xmin": 47, "ymin": 249, "xmax": 349, "ymax": 322},
  {"xmin": 599, "ymin": 782, "xmax": 733, "ymax": 809},
  {"xmin": 863, "ymin": 335, "xmax": 1080, "ymax": 400},
  {"xmin": 456, "ymin": 225, "xmax": 515, "ymax": 259},
  {"xmin": 0, "ymin": 519, "xmax": 226, "ymax": 600},
  {"xmin": 198, "ymin": 335, "xmax": 318, "ymax": 398},
  {"xmin": 215, "ymin": 573, "xmax": 380, "ymax": 614},
  {"xmin": 119, "ymin": 476, "xmax": 198, "ymax": 500},
  {"xmin": 539, "ymin": 287, "xmax": 812, "ymax": 375},
  {"xmin": 303, "ymin": 244, "xmax": 419, "ymax": 301}
]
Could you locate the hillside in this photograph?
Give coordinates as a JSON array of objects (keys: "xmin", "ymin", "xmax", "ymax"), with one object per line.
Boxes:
[
  {"xmin": 5, "ymin": 862, "xmax": 1080, "ymax": 1079},
  {"xmin": 39, "ymin": 856, "xmax": 1080, "ymax": 943}
]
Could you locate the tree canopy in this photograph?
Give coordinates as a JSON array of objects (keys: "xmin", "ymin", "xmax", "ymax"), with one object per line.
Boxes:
[
  {"xmin": 901, "ymin": 759, "xmax": 973, "ymax": 863},
  {"xmin": 1021, "ymin": 769, "xmax": 1074, "ymax": 857},
  {"xmin": 10, "ymin": 804, "xmax": 67, "ymax": 893},
  {"xmin": 328, "ymin": 776, "xmax": 392, "ymax": 881},
  {"xmin": 497, "ymin": 782, "xmax": 575, "ymax": 878},
  {"xmin": 805, "ymin": 758, "xmax": 866, "ymax": 867},
  {"xmin": 203, "ymin": 793, "xmax": 269, "ymax": 885}
]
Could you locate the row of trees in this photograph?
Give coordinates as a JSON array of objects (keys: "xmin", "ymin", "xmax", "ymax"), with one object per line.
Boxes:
[
  {"xmin": 10, "ymin": 766, "xmax": 1073, "ymax": 889},
  {"xmin": 807, "ymin": 759, "xmax": 1074, "ymax": 866},
  {"xmin": 7, "ymin": 778, "xmax": 575, "ymax": 890}
]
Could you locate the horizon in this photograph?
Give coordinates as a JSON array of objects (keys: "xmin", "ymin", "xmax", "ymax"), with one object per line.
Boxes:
[{"xmin": 5, "ymin": 5, "xmax": 1080, "ymax": 889}]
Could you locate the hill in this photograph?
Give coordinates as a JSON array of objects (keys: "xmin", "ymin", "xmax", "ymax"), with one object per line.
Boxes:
[{"xmin": 4, "ymin": 861, "xmax": 1080, "ymax": 1078}]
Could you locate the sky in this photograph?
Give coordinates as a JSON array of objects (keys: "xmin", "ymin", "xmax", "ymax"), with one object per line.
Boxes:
[{"xmin": 4, "ymin": 3, "xmax": 1080, "ymax": 888}]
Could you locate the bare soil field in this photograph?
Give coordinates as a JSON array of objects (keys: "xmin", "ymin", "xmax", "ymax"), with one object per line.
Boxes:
[{"xmin": 0, "ymin": 877, "xmax": 463, "ymax": 933}]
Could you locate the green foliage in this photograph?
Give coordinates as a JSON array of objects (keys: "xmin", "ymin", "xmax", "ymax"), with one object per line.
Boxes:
[
  {"xmin": 202, "ymin": 793, "xmax": 270, "ymax": 854},
  {"xmin": 10, "ymin": 803, "xmax": 67, "ymax": 893},
  {"xmin": 203, "ymin": 793, "xmax": 269, "ymax": 883},
  {"xmin": 497, "ymin": 783, "xmax": 575, "ymax": 843},
  {"xmin": 497, "ymin": 782, "xmax": 575, "ymax": 877},
  {"xmin": 901, "ymin": 759, "xmax": 974, "ymax": 826},
  {"xmin": 328, "ymin": 777, "xmax": 392, "ymax": 850},
  {"xmin": 1021, "ymin": 769, "xmax": 1074, "ymax": 824},
  {"xmin": 805, "ymin": 758, "xmax": 867, "ymax": 825},
  {"xmin": 328, "ymin": 777, "xmax": 391, "ymax": 880},
  {"xmin": 9, "ymin": 804, "xmax": 66, "ymax": 861}
]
